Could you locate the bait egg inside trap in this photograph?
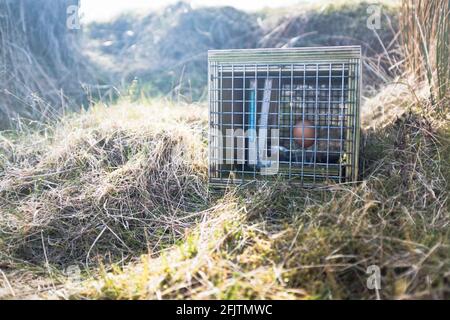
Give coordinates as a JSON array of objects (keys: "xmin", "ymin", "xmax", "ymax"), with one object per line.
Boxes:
[{"xmin": 208, "ymin": 46, "xmax": 361, "ymax": 187}]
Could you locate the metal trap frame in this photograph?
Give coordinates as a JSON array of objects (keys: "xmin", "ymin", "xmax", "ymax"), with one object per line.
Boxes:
[{"xmin": 208, "ymin": 46, "xmax": 361, "ymax": 187}]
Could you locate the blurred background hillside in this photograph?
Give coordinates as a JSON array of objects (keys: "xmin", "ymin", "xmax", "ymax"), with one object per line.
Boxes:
[
  {"xmin": 84, "ymin": 1, "xmax": 399, "ymax": 101},
  {"xmin": 1, "ymin": 0, "xmax": 400, "ymax": 128}
]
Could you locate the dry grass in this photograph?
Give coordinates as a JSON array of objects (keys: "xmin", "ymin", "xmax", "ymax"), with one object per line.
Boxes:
[
  {"xmin": 400, "ymin": 0, "xmax": 450, "ymax": 111},
  {"xmin": 0, "ymin": 0, "xmax": 94, "ymax": 129},
  {"xmin": 1, "ymin": 0, "xmax": 448, "ymax": 300},
  {"xmin": 71, "ymin": 110, "xmax": 449, "ymax": 300},
  {"xmin": 1, "ymin": 94, "xmax": 448, "ymax": 300},
  {"xmin": 0, "ymin": 100, "xmax": 208, "ymax": 271}
]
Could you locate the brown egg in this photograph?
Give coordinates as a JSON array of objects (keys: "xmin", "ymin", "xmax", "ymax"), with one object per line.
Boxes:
[{"xmin": 293, "ymin": 120, "xmax": 315, "ymax": 148}]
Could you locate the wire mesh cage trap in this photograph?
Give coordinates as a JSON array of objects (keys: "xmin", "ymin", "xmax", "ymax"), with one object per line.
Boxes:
[{"xmin": 208, "ymin": 46, "xmax": 361, "ymax": 187}]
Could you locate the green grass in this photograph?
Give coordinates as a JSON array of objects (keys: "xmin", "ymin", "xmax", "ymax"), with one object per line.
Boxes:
[{"xmin": 1, "ymin": 94, "xmax": 448, "ymax": 300}]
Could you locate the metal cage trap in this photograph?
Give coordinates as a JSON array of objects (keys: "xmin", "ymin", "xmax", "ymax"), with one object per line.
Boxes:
[{"xmin": 208, "ymin": 46, "xmax": 361, "ymax": 187}]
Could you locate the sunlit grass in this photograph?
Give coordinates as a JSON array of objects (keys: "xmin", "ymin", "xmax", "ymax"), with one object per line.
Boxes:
[{"xmin": 2, "ymin": 94, "xmax": 448, "ymax": 299}]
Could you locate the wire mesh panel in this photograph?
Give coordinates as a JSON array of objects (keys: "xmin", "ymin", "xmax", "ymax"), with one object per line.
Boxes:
[{"xmin": 208, "ymin": 46, "xmax": 361, "ymax": 187}]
